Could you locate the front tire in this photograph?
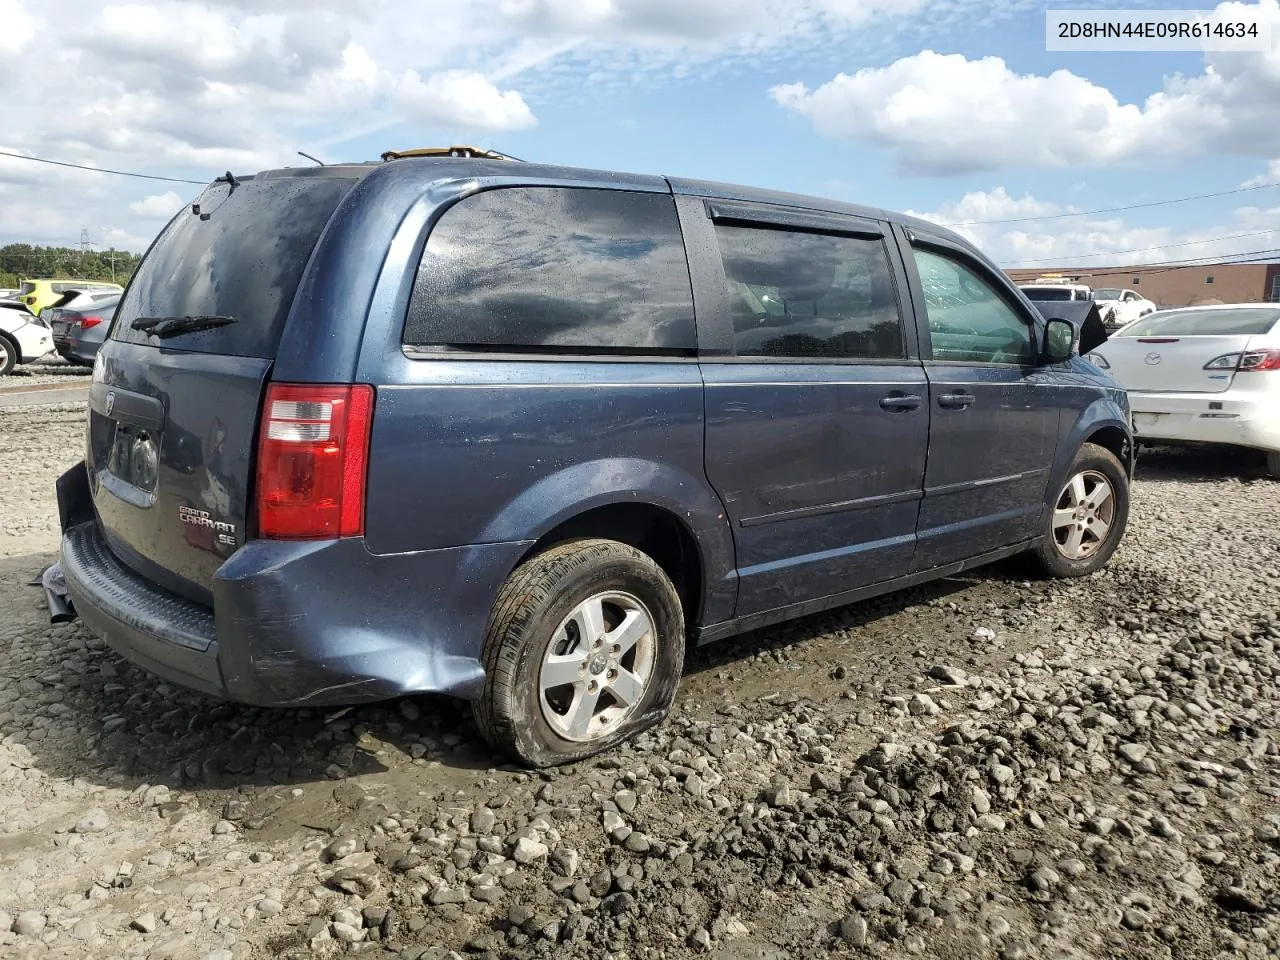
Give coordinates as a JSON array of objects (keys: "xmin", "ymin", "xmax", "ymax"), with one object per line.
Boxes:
[
  {"xmin": 472, "ymin": 539, "xmax": 685, "ymax": 767},
  {"xmin": 1032, "ymin": 442, "xmax": 1129, "ymax": 578},
  {"xmin": 0, "ymin": 334, "xmax": 16, "ymax": 376}
]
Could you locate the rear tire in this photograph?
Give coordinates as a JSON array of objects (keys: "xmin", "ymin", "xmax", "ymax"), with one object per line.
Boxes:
[
  {"xmin": 0, "ymin": 334, "xmax": 16, "ymax": 376},
  {"xmin": 472, "ymin": 538, "xmax": 685, "ymax": 767},
  {"xmin": 1032, "ymin": 442, "xmax": 1129, "ymax": 578}
]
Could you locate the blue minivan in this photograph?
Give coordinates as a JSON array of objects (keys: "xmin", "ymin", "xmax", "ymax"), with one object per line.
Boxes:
[{"xmin": 58, "ymin": 151, "xmax": 1133, "ymax": 766}]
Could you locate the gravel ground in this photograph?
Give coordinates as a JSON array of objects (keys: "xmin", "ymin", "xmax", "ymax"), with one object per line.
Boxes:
[
  {"xmin": 1, "ymin": 402, "xmax": 1277, "ymax": 960},
  {"xmin": 3, "ymin": 356, "xmax": 93, "ymax": 388}
]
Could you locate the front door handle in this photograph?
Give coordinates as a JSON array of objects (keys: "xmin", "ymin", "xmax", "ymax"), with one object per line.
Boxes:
[
  {"xmin": 937, "ymin": 391, "xmax": 975, "ymax": 410},
  {"xmin": 879, "ymin": 393, "xmax": 922, "ymax": 412}
]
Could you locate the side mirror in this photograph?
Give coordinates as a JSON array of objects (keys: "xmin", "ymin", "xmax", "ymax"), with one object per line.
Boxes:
[{"xmin": 1042, "ymin": 318, "xmax": 1077, "ymax": 364}]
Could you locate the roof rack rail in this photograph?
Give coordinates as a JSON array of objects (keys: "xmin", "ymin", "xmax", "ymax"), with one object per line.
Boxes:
[{"xmin": 380, "ymin": 146, "xmax": 522, "ymax": 162}]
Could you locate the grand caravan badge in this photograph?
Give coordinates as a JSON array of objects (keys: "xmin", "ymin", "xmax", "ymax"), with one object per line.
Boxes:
[{"xmin": 178, "ymin": 506, "xmax": 237, "ymax": 546}]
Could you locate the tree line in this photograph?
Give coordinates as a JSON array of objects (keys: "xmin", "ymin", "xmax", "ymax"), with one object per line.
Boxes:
[{"xmin": 0, "ymin": 244, "xmax": 143, "ymax": 289}]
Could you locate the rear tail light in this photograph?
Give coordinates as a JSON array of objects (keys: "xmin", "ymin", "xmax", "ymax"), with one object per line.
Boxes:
[
  {"xmin": 255, "ymin": 383, "xmax": 374, "ymax": 539},
  {"xmin": 1238, "ymin": 349, "xmax": 1280, "ymax": 372},
  {"xmin": 78, "ymin": 316, "xmax": 103, "ymax": 329},
  {"xmin": 1204, "ymin": 349, "xmax": 1280, "ymax": 372}
]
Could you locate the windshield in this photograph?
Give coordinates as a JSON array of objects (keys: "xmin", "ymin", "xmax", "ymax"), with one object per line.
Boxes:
[
  {"xmin": 1021, "ymin": 287, "xmax": 1075, "ymax": 301},
  {"xmin": 1119, "ymin": 307, "xmax": 1280, "ymax": 337},
  {"xmin": 112, "ymin": 174, "xmax": 354, "ymax": 357},
  {"xmin": 17, "ymin": 281, "xmax": 35, "ymax": 297},
  {"xmin": 1095, "ymin": 288, "xmax": 1122, "ymax": 300}
]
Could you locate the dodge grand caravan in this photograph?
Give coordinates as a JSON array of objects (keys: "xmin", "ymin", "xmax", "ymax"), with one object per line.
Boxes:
[{"xmin": 57, "ymin": 153, "xmax": 1134, "ymax": 766}]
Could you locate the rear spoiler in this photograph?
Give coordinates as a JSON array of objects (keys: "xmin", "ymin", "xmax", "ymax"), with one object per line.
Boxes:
[{"xmin": 1026, "ymin": 299, "xmax": 1109, "ymax": 356}]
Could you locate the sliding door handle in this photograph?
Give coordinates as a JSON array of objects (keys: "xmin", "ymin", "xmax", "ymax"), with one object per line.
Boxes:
[
  {"xmin": 879, "ymin": 393, "xmax": 922, "ymax": 412},
  {"xmin": 937, "ymin": 391, "xmax": 975, "ymax": 410}
]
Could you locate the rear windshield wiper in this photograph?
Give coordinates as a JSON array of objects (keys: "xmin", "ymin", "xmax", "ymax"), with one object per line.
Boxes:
[{"xmin": 131, "ymin": 315, "xmax": 238, "ymax": 338}]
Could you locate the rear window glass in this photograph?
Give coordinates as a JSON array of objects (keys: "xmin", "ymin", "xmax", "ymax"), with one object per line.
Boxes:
[
  {"xmin": 1094, "ymin": 288, "xmax": 1122, "ymax": 300},
  {"xmin": 405, "ymin": 187, "xmax": 695, "ymax": 353},
  {"xmin": 1119, "ymin": 308, "xmax": 1280, "ymax": 337},
  {"xmin": 1020, "ymin": 287, "xmax": 1075, "ymax": 301},
  {"xmin": 112, "ymin": 175, "xmax": 354, "ymax": 358}
]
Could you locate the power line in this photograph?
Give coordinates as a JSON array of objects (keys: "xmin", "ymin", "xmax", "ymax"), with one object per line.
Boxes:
[
  {"xmin": 1012, "ymin": 245, "xmax": 1280, "ymax": 280},
  {"xmin": 950, "ymin": 180, "xmax": 1280, "ymax": 226},
  {"xmin": 0, "ymin": 149, "xmax": 207, "ymax": 185},
  {"xmin": 1004, "ymin": 229, "xmax": 1280, "ymax": 267}
]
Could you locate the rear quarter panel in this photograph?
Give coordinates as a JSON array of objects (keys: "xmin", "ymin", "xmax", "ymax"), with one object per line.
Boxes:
[{"xmin": 361, "ymin": 357, "xmax": 738, "ymax": 625}]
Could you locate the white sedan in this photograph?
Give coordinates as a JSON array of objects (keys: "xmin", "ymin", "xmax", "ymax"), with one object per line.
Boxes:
[
  {"xmin": 0, "ymin": 299, "xmax": 55, "ymax": 375},
  {"xmin": 1092, "ymin": 287, "xmax": 1157, "ymax": 329},
  {"xmin": 1088, "ymin": 304, "xmax": 1280, "ymax": 476}
]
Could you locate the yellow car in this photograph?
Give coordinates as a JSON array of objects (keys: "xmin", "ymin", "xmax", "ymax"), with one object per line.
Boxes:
[{"xmin": 17, "ymin": 279, "xmax": 123, "ymax": 316}]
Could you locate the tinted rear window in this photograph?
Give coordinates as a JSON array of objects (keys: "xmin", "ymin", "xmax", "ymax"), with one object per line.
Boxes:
[
  {"xmin": 1020, "ymin": 287, "xmax": 1074, "ymax": 301},
  {"xmin": 112, "ymin": 175, "xmax": 354, "ymax": 358},
  {"xmin": 1120, "ymin": 308, "xmax": 1280, "ymax": 337},
  {"xmin": 404, "ymin": 186, "xmax": 695, "ymax": 353}
]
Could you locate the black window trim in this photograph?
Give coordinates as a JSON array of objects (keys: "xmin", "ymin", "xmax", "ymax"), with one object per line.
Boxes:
[
  {"xmin": 401, "ymin": 183, "xmax": 699, "ymax": 360},
  {"xmin": 705, "ymin": 208, "xmax": 913, "ymax": 364},
  {"xmin": 901, "ymin": 228, "xmax": 1043, "ymax": 369}
]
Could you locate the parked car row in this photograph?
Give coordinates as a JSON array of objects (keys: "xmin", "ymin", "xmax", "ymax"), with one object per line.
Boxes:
[
  {"xmin": 1017, "ymin": 275, "xmax": 1157, "ymax": 330},
  {"xmin": 0, "ymin": 280, "xmax": 120, "ymax": 374}
]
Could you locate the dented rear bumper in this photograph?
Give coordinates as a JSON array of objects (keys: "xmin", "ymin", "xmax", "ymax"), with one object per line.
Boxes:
[{"xmin": 60, "ymin": 513, "xmax": 531, "ymax": 707}]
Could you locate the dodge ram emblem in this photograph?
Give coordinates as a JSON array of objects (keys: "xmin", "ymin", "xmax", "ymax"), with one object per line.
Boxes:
[{"xmin": 104, "ymin": 391, "xmax": 116, "ymax": 416}]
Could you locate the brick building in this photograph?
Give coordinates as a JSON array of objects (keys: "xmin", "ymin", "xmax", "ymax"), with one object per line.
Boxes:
[{"xmin": 1005, "ymin": 262, "xmax": 1280, "ymax": 309}]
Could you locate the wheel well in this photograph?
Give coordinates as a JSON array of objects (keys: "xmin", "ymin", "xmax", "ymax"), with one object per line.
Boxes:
[
  {"xmin": 1086, "ymin": 426, "xmax": 1132, "ymax": 476},
  {"xmin": 522, "ymin": 503, "xmax": 704, "ymax": 625}
]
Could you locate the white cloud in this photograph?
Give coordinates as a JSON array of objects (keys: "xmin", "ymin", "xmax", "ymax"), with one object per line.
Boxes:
[
  {"xmin": 396, "ymin": 70, "xmax": 536, "ymax": 130},
  {"xmin": 128, "ymin": 191, "xmax": 186, "ymax": 218},
  {"xmin": 1242, "ymin": 158, "xmax": 1280, "ymax": 187},
  {"xmin": 774, "ymin": 0, "xmax": 1280, "ymax": 175},
  {"xmin": 908, "ymin": 186, "xmax": 1280, "ymax": 269},
  {"xmin": 0, "ymin": 0, "xmax": 35, "ymax": 53}
]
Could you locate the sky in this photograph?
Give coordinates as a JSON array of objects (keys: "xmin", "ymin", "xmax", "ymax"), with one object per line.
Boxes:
[{"xmin": 1, "ymin": 0, "xmax": 1279, "ymax": 269}]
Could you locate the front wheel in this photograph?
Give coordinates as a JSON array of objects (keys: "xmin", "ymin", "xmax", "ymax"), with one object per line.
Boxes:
[
  {"xmin": 0, "ymin": 335, "xmax": 16, "ymax": 376},
  {"xmin": 472, "ymin": 539, "xmax": 685, "ymax": 767},
  {"xmin": 1032, "ymin": 443, "xmax": 1129, "ymax": 578}
]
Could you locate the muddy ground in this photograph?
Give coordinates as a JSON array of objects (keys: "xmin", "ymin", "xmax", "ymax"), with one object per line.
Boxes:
[{"xmin": 0, "ymin": 401, "xmax": 1276, "ymax": 960}]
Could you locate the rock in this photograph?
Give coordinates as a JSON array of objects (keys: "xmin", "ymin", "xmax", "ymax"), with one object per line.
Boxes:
[
  {"xmin": 513, "ymin": 837, "xmax": 548, "ymax": 864},
  {"xmin": 614, "ymin": 790, "xmax": 638, "ymax": 814},
  {"xmin": 909, "ymin": 693, "xmax": 941, "ymax": 716},
  {"xmin": 212, "ymin": 819, "xmax": 236, "ymax": 835},
  {"xmin": 323, "ymin": 835, "xmax": 362, "ymax": 862},
  {"xmin": 1121, "ymin": 909, "xmax": 1147, "ymax": 931},
  {"xmin": 222, "ymin": 799, "xmax": 248, "ymax": 820},
  {"xmin": 14, "ymin": 912, "xmax": 47, "ymax": 936},
  {"xmin": 470, "ymin": 807, "xmax": 496, "ymax": 835},
  {"xmin": 928, "ymin": 664, "xmax": 967, "ymax": 685},
  {"xmin": 838, "ymin": 913, "xmax": 868, "ymax": 946},
  {"xmin": 1118, "ymin": 743, "xmax": 1149, "ymax": 764},
  {"xmin": 1089, "ymin": 817, "xmax": 1117, "ymax": 836},
  {"xmin": 72, "ymin": 918, "xmax": 100, "ymax": 940},
  {"xmin": 972, "ymin": 627, "xmax": 996, "ymax": 641},
  {"xmin": 74, "ymin": 807, "xmax": 110, "ymax": 833},
  {"xmin": 689, "ymin": 927, "xmax": 712, "ymax": 951},
  {"xmin": 624, "ymin": 832, "xmax": 651, "ymax": 854},
  {"xmin": 764, "ymin": 781, "xmax": 793, "ymax": 807},
  {"xmin": 132, "ymin": 912, "xmax": 158, "ymax": 933},
  {"xmin": 257, "ymin": 898, "xmax": 283, "ymax": 916},
  {"xmin": 331, "ymin": 921, "xmax": 365, "ymax": 943}
]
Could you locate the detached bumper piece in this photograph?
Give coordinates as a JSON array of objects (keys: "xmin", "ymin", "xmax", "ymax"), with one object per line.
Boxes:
[{"xmin": 60, "ymin": 522, "xmax": 226, "ymax": 699}]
